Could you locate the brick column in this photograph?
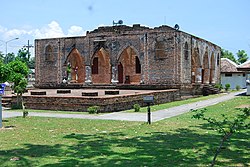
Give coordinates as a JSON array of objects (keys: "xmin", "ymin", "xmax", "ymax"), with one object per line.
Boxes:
[{"xmin": 210, "ymin": 69, "xmax": 216, "ymax": 84}]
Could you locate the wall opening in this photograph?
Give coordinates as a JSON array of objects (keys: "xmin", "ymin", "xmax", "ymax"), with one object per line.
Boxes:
[
  {"xmin": 118, "ymin": 46, "xmax": 141, "ymax": 84},
  {"xmin": 92, "ymin": 57, "xmax": 98, "ymax": 74},
  {"xmin": 65, "ymin": 48, "xmax": 85, "ymax": 83},
  {"xmin": 45, "ymin": 45, "xmax": 53, "ymax": 61},
  {"xmin": 91, "ymin": 48, "xmax": 111, "ymax": 84}
]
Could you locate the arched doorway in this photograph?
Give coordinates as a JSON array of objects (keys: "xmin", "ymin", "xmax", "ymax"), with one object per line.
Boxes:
[
  {"xmin": 65, "ymin": 48, "xmax": 85, "ymax": 83},
  {"xmin": 118, "ymin": 46, "xmax": 141, "ymax": 84},
  {"xmin": 91, "ymin": 47, "xmax": 111, "ymax": 84},
  {"xmin": 202, "ymin": 51, "xmax": 210, "ymax": 84},
  {"xmin": 191, "ymin": 48, "xmax": 202, "ymax": 83}
]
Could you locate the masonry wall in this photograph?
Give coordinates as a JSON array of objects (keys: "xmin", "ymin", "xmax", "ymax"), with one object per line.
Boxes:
[
  {"xmin": 12, "ymin": 89, "xmax": 180, "ymax": 112},
  {"xmin": 35, "ymin": 24, "xmax": 221, "ymax": 88}
]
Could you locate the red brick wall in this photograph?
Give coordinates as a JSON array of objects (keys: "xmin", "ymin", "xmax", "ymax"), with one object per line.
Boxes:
[{"xmin": 12, "ymin": 89, "xmax": 180, "ymax": 112}]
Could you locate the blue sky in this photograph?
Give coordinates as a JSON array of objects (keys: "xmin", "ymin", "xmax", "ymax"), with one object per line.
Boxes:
[{"xmin": 0, "ymin": 0, "xmax": 250, "ymax": 58}]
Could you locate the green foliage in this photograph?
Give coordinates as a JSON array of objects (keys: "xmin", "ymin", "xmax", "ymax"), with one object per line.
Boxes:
[
  {"xmin": 87, "ymin": 106, "xmax": 100, "ymax": 114},
  {"xmin": 133, "ymin": 103, "xmax": 141, "ymax": 112},
  {"xmin": 16, "ymin": 48, "xmax": 30, "ymax": 65},
  {"xmin": 8, "ymin": 60, "xmax": 29, "ymax": 77},
  {"xmin": 0, "ymin": 61, "xmax": 11, "ymax": 83},
  {"xmin": 235, "ymin": 85, "xmax": 241, "ymax": 91},
  {"xmin": 4, "ymin": 53, "xmax": 15, "ymax": 64},
  {"xmin": 221, "ymin": 49, "xmax": 237, "ymax": 64},
  {"xmin": 192, "ymin": 108, "xmax": 250, "ymax": 166},
  {"xmin": 221, "ymin": 49, "xmax": 248, "ymax": 65},
  {"xmin": 28, "ymin": 57, "xmax": 35, "ymax": 69},
  {"xmin": 214, "ymin": 83, "xmax": 223, "ymax": 90},
  {"xmin": 225, "ymin": 83, "xmax": 230, "ymax": 91},
  {"xmin": 0, "ymin": 51, "xmax": 4, "ymax": 63},
  {"xmin": 237, "ymin": 50, "xmax": 248, "ymax": 64}
]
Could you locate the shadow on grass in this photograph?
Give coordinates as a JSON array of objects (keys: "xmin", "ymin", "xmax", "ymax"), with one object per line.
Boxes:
[{"xmin": 0, "ymin": 126, "xmax": 249, "ymax": 166}]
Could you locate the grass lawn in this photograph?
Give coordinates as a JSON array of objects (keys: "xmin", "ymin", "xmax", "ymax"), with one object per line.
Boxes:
[{"xmin": 0, "ymin": 96, "xmax": 249, "ymax": 166}]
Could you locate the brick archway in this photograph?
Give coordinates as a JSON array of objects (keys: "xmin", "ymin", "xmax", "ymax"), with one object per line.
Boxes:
[
  {"xmin": 191, "ymin": 47, "xmax": 202, "ymax": 83},
  {"xmin": 65, "ymin": 48, "xmax": 85, "ymax": 83},
  {"xmin": 202, "ymin": 51, "xmax": 210, "ymax": 84},
  {"xmin": 118, "ymin": 46, "xmax": 141, "ymax": 84},
  {"xmin": 91, "ymin": 47, "xmax": 111, "ymax": 84}
]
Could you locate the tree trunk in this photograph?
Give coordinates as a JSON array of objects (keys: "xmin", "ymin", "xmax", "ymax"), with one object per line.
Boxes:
[{"xmin": 211, "ymin": 132, "xmax": 232, "ymax": 167}]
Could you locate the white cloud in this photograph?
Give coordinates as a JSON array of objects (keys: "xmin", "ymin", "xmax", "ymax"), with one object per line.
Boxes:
[
  {"xmin": 5, "ymin": 29, "xmax": 32, "ymax": 38},
  {"xmin": 33, "ymin": 21, "xmax": 65, "ymax": 39},
  {"xmin": 0, "ymin": 21, "xmax": 86, "ymax": 40},
  {"xmin": 0, "ymin": 21, "xmax": 86, "ymax": 54},
  {"xmin": 67, "ymin": 25, "xmax": 85, "ymax": 36},
  {"xmin": 0, "ymin": 25, "xmax": 7, "ymax": 33}
]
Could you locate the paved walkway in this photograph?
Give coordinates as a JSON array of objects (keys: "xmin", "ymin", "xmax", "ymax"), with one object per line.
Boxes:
[{"xmin": 2, "ymin": 91, "xmax": 246, "ymax": 122}]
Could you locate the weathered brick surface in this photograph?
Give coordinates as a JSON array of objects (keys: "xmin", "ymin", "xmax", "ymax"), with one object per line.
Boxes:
[
  {"xmin": 35, "ymin": 24, "xmax": 221, "ymax": 89},
  {"xmin": 11, "ymin": 89, "xmax": 180, "ymax": 112}
]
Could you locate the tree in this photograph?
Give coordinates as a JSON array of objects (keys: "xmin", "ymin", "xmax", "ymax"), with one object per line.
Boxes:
[
  {"xmin": 221, "ymin": 49, "xmax": 237, "ymax": 64},
  {"xmin": 192, "ymin": 108, "xmax": 249, "ymax": 167},
  {"xmin": 0, "ymin": 51, "xmax": 4, "ymax": 63},
  {"xmin": 0, "ymin": 61, "xmax": 11, "ymax": 83},
  {"xmin": 4, "ymin": 52, "xmax": 16, "ymax": 64},
  {"xmin": 28, "ymin": 56, "xmax": 35, "ymax": 69},
  {"xmin": 7, "ymin": 60, "xmax": 29, "ymax": 108},
  {"xmin": 237, "ymin": 50, "xmax": 248, "ymax": 64},
  {"xmin": 16, "ymin": 48, "xmax": 29, "ymax": 65}
]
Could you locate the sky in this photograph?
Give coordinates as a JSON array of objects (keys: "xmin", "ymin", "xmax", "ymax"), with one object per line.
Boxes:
[{"xmin": 0, "ymin": 0, "xmax": 250, "ymax": 58}]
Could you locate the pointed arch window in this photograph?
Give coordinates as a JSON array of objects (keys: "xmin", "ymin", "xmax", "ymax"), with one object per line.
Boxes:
[
  {"xmin": 45, "ymin": 45, "xmax": 53, "ymax": 61},
  {"xmin": 92, "ymin": 57, "xmax": 98, "ymax": 74}
]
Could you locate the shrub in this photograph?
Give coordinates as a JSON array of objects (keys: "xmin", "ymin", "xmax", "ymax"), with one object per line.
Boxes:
[
  {"xmin": 225, "ymin": 83, "xmax": 230, "ymax": 91},
  {"xmin": 133, "ymin": 103, "xmax": 140, "ymax": 112},
  {"xmin": 87, "ymin": 106, "xmax": 100, "ymax": 114},
  {"xmin": 214, "ymin": 83, "xmax": 223, "ymax": 90},
  {"xmin": 235, "ymin": 85, "xmax": 241, "ymax": 91}
]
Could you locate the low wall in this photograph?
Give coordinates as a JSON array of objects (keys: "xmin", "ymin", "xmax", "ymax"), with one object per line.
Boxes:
[{"xmin": 11, "ymin": 89, "xmax": 180, "ymax": 112}]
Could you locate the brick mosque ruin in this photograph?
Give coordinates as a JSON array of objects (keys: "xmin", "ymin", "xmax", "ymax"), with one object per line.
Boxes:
[
  {"xmin": 35, "ymin": 24, "xmax": 221, "ymax": 89},
  {"xmin": 13, "ymin": 24, "xmax": 221, "ymax": 112}
]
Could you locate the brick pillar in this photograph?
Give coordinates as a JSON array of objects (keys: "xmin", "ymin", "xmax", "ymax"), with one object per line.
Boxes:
[
  {"xmin": 210, "ymin": 69, "xmax": 215, "ymax": 84},
  {"xmin": 111, "ymin": 65, "xmax": 118, "ymax": 84},
  {"xmin": 85, "ymin": 65, "xmax": 92, "ymax": 85}
]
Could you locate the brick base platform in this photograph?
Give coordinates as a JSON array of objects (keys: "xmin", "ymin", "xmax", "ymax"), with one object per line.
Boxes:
[{"xmin": 10, "ymin": 89, "xmax": 181, "ymax": 112}]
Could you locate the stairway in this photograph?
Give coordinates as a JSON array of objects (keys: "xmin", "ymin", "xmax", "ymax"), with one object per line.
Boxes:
[
  {"xmin": 1, "ymin": 95, "xmax": 12, "ymax": 108},
  {"xmin": 202, "ymin": 85, "xmax": 220, "ymax": 95}
]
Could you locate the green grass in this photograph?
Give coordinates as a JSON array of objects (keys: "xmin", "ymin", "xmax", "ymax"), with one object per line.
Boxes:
[
  {"xmin": 126, "ymin": 93, "xmax": 225, "ymax": 113},
  {"xmin": 0, "ymin": 96, "xmax": 249, "ymax": 166}
]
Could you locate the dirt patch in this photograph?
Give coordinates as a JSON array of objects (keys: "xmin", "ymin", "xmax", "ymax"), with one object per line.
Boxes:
[
  {"xmin": 235, "ymin": 104, "xmax": 250, "ymax": 108},
  {"xmin": 0, "ymin": 126, "xmax": 15, "ymax": 130}
]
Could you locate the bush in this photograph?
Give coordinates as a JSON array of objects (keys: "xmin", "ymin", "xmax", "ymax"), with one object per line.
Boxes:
[
  {"xmin": 87, "ymin": 106, "xmax": 100, "ymax": 114},
  {"xmin": 235, "ymin": 85, "xmax": 241, "ymax": 91},
  {"xmin": 133, "ymin": 103, "xmax": 140, "ymax": 112},
  {"xmin": 225, "ymin": 83, "xmax": 231, "ymax": 91},
  {"xmin": 214, "ymin": 83, "xmax": 223, "ymax": 90}
]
